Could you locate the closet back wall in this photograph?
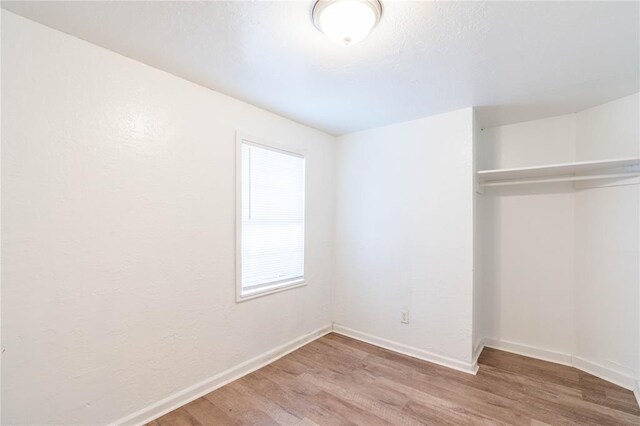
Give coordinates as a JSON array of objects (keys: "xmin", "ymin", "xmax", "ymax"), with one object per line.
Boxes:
[
  {"xmin": 476, "ymin": 93, "xmax": 640, "ymax": 388},
  {"xmin": 1, "ymin": 12, "xmax": 336, "ymax": 425},
  {"xmin": 476, "ymin": 115, "xmax": 576, "ymax": 360}
]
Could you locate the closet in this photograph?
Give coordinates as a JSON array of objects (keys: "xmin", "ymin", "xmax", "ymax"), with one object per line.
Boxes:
[{"xmin": 473, "ymin": 93, "xmax": 640, "ymax": 391}]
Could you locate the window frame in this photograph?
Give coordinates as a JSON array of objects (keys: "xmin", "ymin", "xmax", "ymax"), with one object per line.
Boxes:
[{"xmin": 235, "ymin": 132, "xmax": 307, "ymax": 303}]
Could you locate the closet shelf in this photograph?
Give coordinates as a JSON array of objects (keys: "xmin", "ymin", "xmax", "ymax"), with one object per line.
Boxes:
[{"xmin": 477, "ymin": 157, "xmax": 640, "ymax": 187}]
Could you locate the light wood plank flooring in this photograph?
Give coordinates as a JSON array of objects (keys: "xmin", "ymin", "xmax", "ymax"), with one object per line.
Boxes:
[{"xmin": 149, "ymin": 333, "xmax": 640, "ymax": 425}]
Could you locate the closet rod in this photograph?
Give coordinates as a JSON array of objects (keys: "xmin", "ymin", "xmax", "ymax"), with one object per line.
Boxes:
[{"xmin": 480, "ymin": 172, "xmax": 640, "ymax": 187}]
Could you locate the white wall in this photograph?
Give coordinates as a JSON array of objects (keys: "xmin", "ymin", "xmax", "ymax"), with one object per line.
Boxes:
[
  {"xmin": 574, "ymin": 93, "xmax": 640, "ymax": 384},
  {"xmin": 473, "ymin": 113, "xmax": 482, "ymax": 355},
  {"xmin": 476, "ymin": 115, "xmax": 576, "ymax": 358},
  {"xmin": 1, "ymin": 12, "xmax": 336, "ymax": 425},
  {"xmin": 333, "ymin": 108, "xmax": 476, "ymax": 368},
  {"xmin": 2, "ymin": 10, "xmax": 638, "ymax": 426},
  {"xmin": 476, "ymin": 94, "xmax": 640, "ymax": 388}
]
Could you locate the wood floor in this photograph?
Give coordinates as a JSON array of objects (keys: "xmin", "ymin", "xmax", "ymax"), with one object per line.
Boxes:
[{"xmin": 149, "ymin": 333, "xmax": 640, "ymax": 425}]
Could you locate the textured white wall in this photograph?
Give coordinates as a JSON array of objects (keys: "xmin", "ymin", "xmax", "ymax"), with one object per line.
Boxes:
[
  {"xmin": 476, "ymin": 115, "xmax": 576, "ymax": 357},
  {"xmin": 1, "ymin": 12, "xmax": 335, "ymax": 425},
  {"xmin": 333, "ymin": 108, "xmax": 475, "ymax": 365},
  {"xmin": 2, "ymin": 9, "xmax": 639, "ymax": 426},
  {"xmin": 574, "ymin": 93, "xmax": 640, "ymax": 383}
]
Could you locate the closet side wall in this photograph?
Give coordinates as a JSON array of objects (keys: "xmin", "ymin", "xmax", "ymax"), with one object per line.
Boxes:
[
  {"xmin": 473, "ymin": 112, "xmax": 483, "ymax": 356},
  {"xmin": 574, "ymin": 93, "xmax": 640, "ymax": 384},
  {"xmin": 477, "ymin": 115, "xmax": 576, "ymax": 358}
]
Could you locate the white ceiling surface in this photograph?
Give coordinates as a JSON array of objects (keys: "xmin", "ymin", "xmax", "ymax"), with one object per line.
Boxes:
[{"xmin": 3, "ymin": 1, "xmax": 639, "ymax": 135}]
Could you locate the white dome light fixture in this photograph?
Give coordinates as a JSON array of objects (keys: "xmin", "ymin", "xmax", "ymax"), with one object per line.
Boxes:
[{"xmin": 312, "ymin": 0, "xmax": 382, "ymax": 46}]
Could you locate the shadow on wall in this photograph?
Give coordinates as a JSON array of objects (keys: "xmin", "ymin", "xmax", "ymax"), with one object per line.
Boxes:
[{"xmin": 478, "ymin": 181, "xmax": 575, "ymax": 344}]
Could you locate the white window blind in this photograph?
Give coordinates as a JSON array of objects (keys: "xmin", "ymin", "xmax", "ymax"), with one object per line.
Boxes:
[{"xmin": 239, "ymin": 141, "xmax": 305, "ymax": 296}]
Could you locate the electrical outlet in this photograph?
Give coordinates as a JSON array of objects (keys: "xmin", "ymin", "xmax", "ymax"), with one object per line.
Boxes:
[{"xmin": 400, "ymin": 310, "xmax": 409, "ymax": 324}]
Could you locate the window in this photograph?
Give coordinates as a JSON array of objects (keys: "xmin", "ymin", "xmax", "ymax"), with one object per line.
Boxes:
[{"xmin": 236, "ymin": 135, "xmax": 305, "ymax": 301}]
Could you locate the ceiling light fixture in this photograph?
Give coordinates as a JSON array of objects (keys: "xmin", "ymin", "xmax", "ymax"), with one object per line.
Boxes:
[{"xmin": 312, "ymin": 0, "xmax": 382, "ymax": 46}]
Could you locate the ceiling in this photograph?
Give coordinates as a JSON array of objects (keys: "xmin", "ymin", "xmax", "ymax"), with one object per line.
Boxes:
[{"xmin": 3, "ymin": 1, "xmax": 639, "ymax": 135}]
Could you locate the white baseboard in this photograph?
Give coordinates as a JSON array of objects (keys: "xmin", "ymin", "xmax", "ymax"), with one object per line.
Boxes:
[
  {"xmin": 483, "ymin": 338, "xmax": 573, "ymax": 366},
  {"xmin": 482, "ymin": 337, "xmax": 638, "ymax": 391},
  {"xmin": 112, "ymin": 325, "xmax": 333, "ymax": 426},
  {"xmin": 113, "ymin": 328, "xmax": 637, "ymax": 426},
  {"xmin": 572, "ymin": 356, "xmax": 637, "ymax": 391},
  {"xmin": 332, "ymin": 324, "xmax": 478, "ymax": 375}
]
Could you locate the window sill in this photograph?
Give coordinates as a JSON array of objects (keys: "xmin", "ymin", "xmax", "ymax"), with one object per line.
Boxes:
[{"xmin": 236, "ymin": 278, "xmax": 306, "ymax": 303}]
